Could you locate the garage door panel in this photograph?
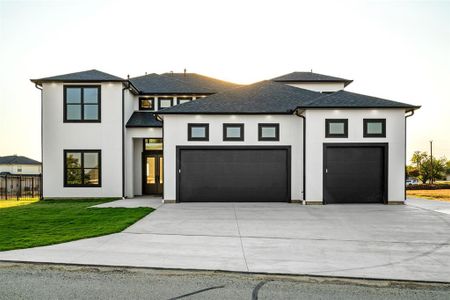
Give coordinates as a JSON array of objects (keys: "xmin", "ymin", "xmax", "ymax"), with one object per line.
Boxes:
[
  {"xmin": 179, "ymin": 148, "xmax": 289, "ymax": 202},
  {"xmin": 324, "ymin": 145, "xmax": 386, "ymax": 204}
]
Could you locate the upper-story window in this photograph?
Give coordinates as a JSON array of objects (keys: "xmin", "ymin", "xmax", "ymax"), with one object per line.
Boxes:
[
  {"xmin": 178, "ymin": 97, "xmax": 192, "ymax": 105},
  {"xmin": 325, "ymin": 119, "xmax": 348, "ymax": 138},
  {"xmin": 64, "ymin": 86, "xmax": 100, "ymax": 122},
  {"xmin": 223, "ymin": 124, "xmax": 244, "ymax": 141},
  {"xmin": 188, "ymin": 123, "xmax": 209, "ymax": 141},
  {"xmin": 139, "ymin": 97, "xmax": 154, "ymax": 110},
  {"xmin": 364, "ymin": 119, "xmax": 386, "ymax": 137},
  {"xmin": 158, "ymin": 97, "xmax": 173, "ymax": 109},
  {"xmin": 258, "ymin": 123, "xmax": 280, "ymax": 141}
]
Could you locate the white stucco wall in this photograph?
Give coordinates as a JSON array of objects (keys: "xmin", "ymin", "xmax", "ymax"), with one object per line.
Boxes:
[
  {"xmin": 42, "ymin": 82, "xmax": 123, "ymax": 198},
  {"xmin": 286, "ymin": 82, "xmax": 346, "ymax": 92},
  {"xmin": 162, "ymin": 114, "xmax": 304, "ymax": 202},
  {"xmin": 304, "ymin": 109, "xmax": 406, "ymax": 203},
  {"xmin": 0, "ymin": 164, "xmax": 41, "ymax": 175}
]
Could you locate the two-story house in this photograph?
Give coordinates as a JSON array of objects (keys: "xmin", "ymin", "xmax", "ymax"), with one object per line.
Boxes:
[{"xmin": 31, "ymin": 69, "xmax": 420, "ymax": 204}]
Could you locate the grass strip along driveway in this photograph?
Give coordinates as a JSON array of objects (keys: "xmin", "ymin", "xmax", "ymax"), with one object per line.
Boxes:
[{"xmin": 0, "ymin": 199, "xmax": 153, "ymax": 252}]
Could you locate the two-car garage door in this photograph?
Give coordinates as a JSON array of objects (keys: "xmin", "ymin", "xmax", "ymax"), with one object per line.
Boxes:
[{"xmin": 177, "ymin": 147, "xmax": 290, "ymax": 202}]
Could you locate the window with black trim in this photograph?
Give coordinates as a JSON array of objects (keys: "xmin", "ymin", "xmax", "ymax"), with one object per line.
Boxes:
[
  {"xmin": 364, "ymin": 119, "xmax": 386, "ymax": 137},
  {"xmin": 64, "ymin": 150, "xmax": 101, "ymax": 187},
  {"xmin": 188, "ymin": 124, "xmax": 209, "ymax": 141},
  {"xmin": 139, "ymin": 97, "xmax": 154, "ymax": 110},
  {"xmin": 177, "ymin": 97, "xmax": 193, "ymax": 105},
  {"xmin": 325, "ymin": 119, "xmax": 348, "ymax": 138},
  {"xmin": 64, "ymin": 86, "xmax": 100, "ymax": 122},
  {"xmin": 258, "ymin": 123, "xmax": 280, "ymax": 141},
  {"xmin": 223, "ymin": 124, "xmax": 244, "ymax": 141},
  {"xmin": 158, "ymin": 97, "xmax": 173, "ymax": 109}
]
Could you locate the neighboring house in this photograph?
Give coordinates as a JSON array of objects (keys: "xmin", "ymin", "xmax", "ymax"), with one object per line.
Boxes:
[
  {"xmin": 0, "ymin": 155, "xmax": 41, "ymax": 175},
  {"xmin": 31, "ymin": 69, "xmax": 420, "ymax": 204}
]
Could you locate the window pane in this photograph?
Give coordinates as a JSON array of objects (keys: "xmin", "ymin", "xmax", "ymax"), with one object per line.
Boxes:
[
  {"xmin": 159, "ymin": 99, "xmax": 172, "ymax": 108},
  {"xmin": 178, "ymin": 99, "xmax": 191, "ymax": 104},
  {"xmin": 261, "ymin": 127, "xmax": 276, "ymax": 138},
  {"xmin": 84, "ymin": 152, "xmax": 99, "ymax": 168},
  {"xmin": 226, "ymin": 127, "xmax": 242, "ymax": 138},
  {"xmin": 191, "ymin": 127, "xmax": 206, "ymax": 138},
  {"xmin": 66, "ymin": 169, "xmax": 82, "ymax": 185},
  {"xmin": 84, "ymin": 105, "xmax": 99, "ymax": 120},
  {"xmin": 146, "ymin": 157, "xmax": 156, "ymax": 184},
  {"xmin": 66, "ymin": 152, "xmax": 82, "ymax": 168},
  {"xmin": 144, "ymin": 138, "xmax": 163, "ymax": 150},
  {"xmin": 66, "ymin": 88, "xmax": 81, "ymax": 104},
  {"xmin": 329, "ymin": 122, "xmax": 345, "ymax": 134},
  {"xmin": 67, "ymin": 104, "xmax": 81, "ymax": 120},
  {"xmin": 367, "ymin": 122, "xmax": 383, "ymax": 134},
  {"xmin": 84, "ymin": 88, "xmax": 98, "ymax": 104},
  {"xmin": 140, "ymin": 99, "xmax": 153, "ymax": 110},
  {"xmin": 83, "ymin": 169, "xmax": 99, "ymax": 185}
]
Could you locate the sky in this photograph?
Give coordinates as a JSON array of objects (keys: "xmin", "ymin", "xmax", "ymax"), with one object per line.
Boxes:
[{"xmin": 0, "ymin": 0, "xmax": 449, "ymax": 162}]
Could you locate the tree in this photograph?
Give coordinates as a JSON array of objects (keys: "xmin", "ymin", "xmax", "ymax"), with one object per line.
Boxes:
[{"xmin": 409, "ymin": 152, "xmax": 447, "ymax": 183}]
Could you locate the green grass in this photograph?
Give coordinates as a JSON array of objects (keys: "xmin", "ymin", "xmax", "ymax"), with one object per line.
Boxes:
[{"xmin": 0, "ymin": 199, "xmax": 153, "ymax": 251}]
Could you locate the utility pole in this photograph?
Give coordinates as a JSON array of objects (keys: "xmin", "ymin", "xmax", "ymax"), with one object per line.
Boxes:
[{"xmin": 430, "ymin": 140, "xmax": 433, "ymax": 184}]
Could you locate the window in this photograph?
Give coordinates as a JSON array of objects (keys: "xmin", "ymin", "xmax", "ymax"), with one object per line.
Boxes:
[
  {"xmin": 139, "ymin": 97, "xmax": 154, "ymax": 110},
  {"xmin": 64, "ymin": 86, "xmax": 100, "ymax": 122},
  {"xmin": 188, "ymin": 124, "xmax": 209, "ymax": 141},
  {"xmin": 144, "ymin": 138, "xmax": 163, "ymax": 151},
  {"xmin": 258, "ymin": 123, "xmax": 280, "ymax": 141},
  {"xmin": 223, "ymin": 124, "xmax": 244, "ymax": 141},
  {"xmin": 64, "ymin": 150, "xmax": 101, "ymax": 187},
  {"xmin": 364, "ymin": 119, "xmax": 386, "ymax": 137},
  {"xmin": 177, "ymin": 97, "xmax": 193, "ymax": 105},
  {"xmin": 325, "ymin": 119, "xmax": 348, "ymax": 138},
  {"xmin": 158, "ymin": 97, "xmax": 173, "ymax": 109},
  {"xmin": 17, "ymin": 167, "xmax": 22, "ymax": 173}
]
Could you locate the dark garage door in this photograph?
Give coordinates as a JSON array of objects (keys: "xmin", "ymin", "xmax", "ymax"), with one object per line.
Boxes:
[
  {"xmin": 178, "ymin": 147, "xmax": 290, "ymax": 202},
  {"xmin": 323, "ymin": 144, "xmax": 387, "ymax": 204}
]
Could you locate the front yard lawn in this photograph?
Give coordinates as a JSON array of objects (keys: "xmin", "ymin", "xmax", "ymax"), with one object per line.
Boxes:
[
  {"xmin": 0, "ymin": 199, "xmax": 153, "ymax": 251},
  {"xmin": 407, "ymin": 189, "xmax": 450, "ymax": 202}
]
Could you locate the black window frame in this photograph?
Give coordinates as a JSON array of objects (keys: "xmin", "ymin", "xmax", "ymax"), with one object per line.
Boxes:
[
  {"xmin": 177, "ymin": 97, "xmax": 193, "ymax": 105},
  {"xmin": 223, "ymin": 123, "xmax": 244, "ymax": 141},
  {"xmin": 158, "ymin": 97, "xmax": 174, "ymax": 110},
  {"xmin": 363, "ymin": 119, "xmax": 386, "ymax": 138},
  {"xmin": 63, "ymin": 150, "xmax": 102, "ymax": 187},
  {"xmin": 143, "ymin": 138, "xmax": 163, "ymax": 151},
  {"xmin": 325, "ymin": 119, "xmax": 348, "ymax": 138},
  {"xmin": 63, "ymin": 85, "xmax": 101, "ymax": 123},
  {"xmin": 139, "ymin": 97, "xmax": 155, "ymax": 111},
  {"xmin": 258, "ymin": 123, "xmax": 280, "ymax": 141},
  {"xmin": 188, "ymin": 123, "xmax": 209, "ymax": 141}
]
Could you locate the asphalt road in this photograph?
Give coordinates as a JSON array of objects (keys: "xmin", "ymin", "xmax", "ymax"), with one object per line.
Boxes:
[{"xmin": 0, "ymin": 263, "xmax": 449, "ymax": 300}]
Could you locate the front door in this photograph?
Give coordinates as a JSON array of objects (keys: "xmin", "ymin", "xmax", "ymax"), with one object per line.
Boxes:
[{"xmin": 142, "ymin": 152, "xmax": 163, "ymax": 195}]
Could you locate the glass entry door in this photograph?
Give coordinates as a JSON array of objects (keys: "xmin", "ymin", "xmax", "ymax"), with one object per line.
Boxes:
[{"xmin": 142, "ymin": 151, "xmax": 163, "ymax": 195}]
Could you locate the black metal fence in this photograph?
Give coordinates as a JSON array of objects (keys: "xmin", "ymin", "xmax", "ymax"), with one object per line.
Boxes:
[{"xmin": 0, "ymin": 174, "xmax": 41, "ymax": 200}]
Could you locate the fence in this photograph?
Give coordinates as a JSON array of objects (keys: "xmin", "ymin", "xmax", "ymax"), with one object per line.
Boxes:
[{"xmin": 0, "ymin": 174, "xmax": 41, "ymax": 200}]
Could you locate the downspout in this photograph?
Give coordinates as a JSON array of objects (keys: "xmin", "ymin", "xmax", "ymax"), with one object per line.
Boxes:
[
  {"xmin": 294, "ymin": 109, "xmax": 306, "ymax": 202},
  {"xmin": 34, "ymin": 83, "xmax": 43, "ymax": 200},
  {"xmin": 122, "ymin": 81, "xmax": 131, "ymax": 199},
  {"xmin": 404, "ymin": 109, "xmax": 415, "ymax": 201}
]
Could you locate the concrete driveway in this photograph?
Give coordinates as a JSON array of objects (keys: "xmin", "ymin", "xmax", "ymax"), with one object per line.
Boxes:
[{"xmin": 1, "ymin": 198, "xmax": 449, "ymax": 282}]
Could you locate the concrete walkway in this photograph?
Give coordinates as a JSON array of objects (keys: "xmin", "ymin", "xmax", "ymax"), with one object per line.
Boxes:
[{"xmin": 1, "ymin": 198, "xmax": 450, "ymax": 282}]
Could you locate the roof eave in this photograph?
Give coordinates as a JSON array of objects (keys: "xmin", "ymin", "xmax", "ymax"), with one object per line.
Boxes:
[{"xmin": 156, "ymin": 111, "xmax": 294, "ymax": 115}]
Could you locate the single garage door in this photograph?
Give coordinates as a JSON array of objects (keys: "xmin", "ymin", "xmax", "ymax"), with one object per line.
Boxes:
[
  {"xmin": 323, "ymin": 144, "xmax": 387, "ymax": 204},
  {"xmin": 177, "ymin": 147, "xmax": 290, "ymax": 202}
]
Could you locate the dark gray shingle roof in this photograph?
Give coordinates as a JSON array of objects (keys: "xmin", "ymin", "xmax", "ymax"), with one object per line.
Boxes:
[
  {"xmin": 126, "ymin": 111, "xmax": 162, "ymax": 128},
  {"xmin": 162, "ymin": 73, "xmax": 241, "ymax": 92},
  {"xmin": 305, "ymin": 90, "xmax": 420, "ymax": 109},
  {"xmin": 272, "ymin": 72, "xmax": 352, "ymax": 86},
  {"xmin": 156, "ymin": 81, "xmax": 321, "ymax": 114},
  {"xmin": 31, "ymin": 69, "xmax": 124, "ymax": 84},
  {"xmin": 130, "ymin": 73, "xmax": 237, "ymax": 94},
  {"xmin": 157, "ymin": 81, "xmax": 420, "ymax": 114},
  {"xmin": 0, "ymin": 155, "xmax": 41, "ymax": 165}
]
